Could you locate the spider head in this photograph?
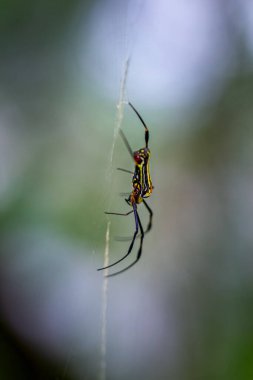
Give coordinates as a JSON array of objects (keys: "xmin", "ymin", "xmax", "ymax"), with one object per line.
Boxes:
[
  {"xmin": 133, "ymin": 148, "xmax": 150, "ymax": 165},
  {"xmin": 133, "ymin": 152, "xmax": 143, "ymax": 164}
]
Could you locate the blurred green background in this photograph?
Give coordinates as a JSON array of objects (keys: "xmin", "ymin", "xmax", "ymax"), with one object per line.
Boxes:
[{"xmin": 0, "ymin": 1, "xmax": 253, "ymax": 379}]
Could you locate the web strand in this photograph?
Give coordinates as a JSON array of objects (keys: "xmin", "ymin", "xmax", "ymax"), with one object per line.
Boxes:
[
  {"xmin": 99, "ymin": 221, "xmax": 110, "ymax": 380},
  {"xmin": 99, "ymin": 57, "xmax": 130, "ymax": 380}
]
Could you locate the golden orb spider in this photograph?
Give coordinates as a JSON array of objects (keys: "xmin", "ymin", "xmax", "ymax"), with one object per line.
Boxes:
[{"xmin": 98, "ymin": 102, "xmax": 153, "ymax": 277}]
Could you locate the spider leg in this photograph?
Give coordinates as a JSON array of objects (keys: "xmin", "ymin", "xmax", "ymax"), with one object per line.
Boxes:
[
  {"xmin": 105, "ymin": 199, "xmax": 132, "ymax": 215},
  {"xmin": 115, "ymin": 199, "xmax": 153, "ymax": 241},
  {"xmin": 143, "ymin": 199, "xmax": 153, "ymax": 233},
  {"xmin": 97, "ymin": 203, "xmax": 139, "ymax": 272},
  {"xmin": 119, "ymin": 192, "xmax": 131, "ymax": 197},
  {"xmin": 128, "ymin": 102, "xmax": 149, "ymax": 148},
  {"xmin": 119, "ymin": 102, "xmax": 149, "ymax": 155},
  {"xmin": 119, "ymin": 129, "xmax": 134, "ymax": 158},
  {"xmin": 106, "ymin": 210, "xmax": 144, "ymax": 277},
  {"xmin": 105, "ymin": 210, "xmax": 133, "ymax": 216},
  {"xmin": 117, "ymin": 167, "xmax": 134, "ymax": 174}
]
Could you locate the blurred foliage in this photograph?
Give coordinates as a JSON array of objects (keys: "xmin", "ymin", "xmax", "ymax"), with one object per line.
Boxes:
[{"xmin": 0, "ymin": 0, "xmax": 86, "ymax": 45}]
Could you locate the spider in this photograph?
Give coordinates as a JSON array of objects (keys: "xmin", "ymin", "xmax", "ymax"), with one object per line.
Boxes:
[{"xmin": 98, "ymin": 102, "xmax": 153, "ymax": 277}]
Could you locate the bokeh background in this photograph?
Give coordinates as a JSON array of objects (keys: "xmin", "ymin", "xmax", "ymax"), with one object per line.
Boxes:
[{"xmin": 1, "ymin": 1, "xmax": 253, "ymax": 379}]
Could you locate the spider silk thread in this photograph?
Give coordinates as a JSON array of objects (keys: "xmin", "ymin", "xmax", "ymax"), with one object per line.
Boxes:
[{"xmin": 99, "ymin": 57, "xmax": 131, "ymax": 380}]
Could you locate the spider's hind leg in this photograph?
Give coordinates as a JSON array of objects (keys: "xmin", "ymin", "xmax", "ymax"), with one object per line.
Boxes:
[
  {"xmin": 115, "ymin": 199, "xmax": 153, "ymax": 241},
  {"xmin": 97, "ymin": 202, "xmax": 139, "ymax": 272},
  {"xmin": 106, "ymin": 208, "xmax": 145, "ymax": 277}
]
